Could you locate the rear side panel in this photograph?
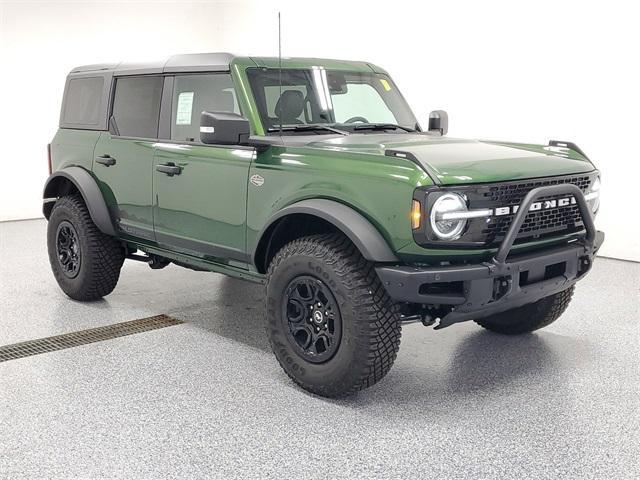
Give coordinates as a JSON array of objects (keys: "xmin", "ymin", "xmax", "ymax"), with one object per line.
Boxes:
[
  {"xmin": 51, "ymin": 68, "xmax": 112, "ymax": 172},
  {"xmin": 50, "ymin": 128, "xmax": 101, "ymax": 172}
]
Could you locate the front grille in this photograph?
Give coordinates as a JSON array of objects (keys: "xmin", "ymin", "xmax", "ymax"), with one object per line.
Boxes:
[
  {"xmin": 473, "ymin": 175, "xmax": 593, "ymax": 245},
  {"xmin": 481, "ymin": 176, "xmax": 591, "ymax": 204}
]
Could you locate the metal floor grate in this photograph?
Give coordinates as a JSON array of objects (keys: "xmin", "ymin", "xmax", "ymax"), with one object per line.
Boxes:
[{"xmin": 0, "ymin": 315, "xmax": 183, "ymax": 362}]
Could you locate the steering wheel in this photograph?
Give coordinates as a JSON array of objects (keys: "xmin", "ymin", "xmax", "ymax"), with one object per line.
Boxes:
[{"xmin": 344, "ymin": 116, "xmax": 369, "ymax": 124}]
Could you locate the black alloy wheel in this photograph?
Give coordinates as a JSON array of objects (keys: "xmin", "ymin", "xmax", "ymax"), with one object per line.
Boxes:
[
  {"xmin": 282, "ymin": 275, "xmax": 342, "ymax": 363},
  {"xmin": 56, "ymin": 220, "xmax": 82, "ymax": 278}
]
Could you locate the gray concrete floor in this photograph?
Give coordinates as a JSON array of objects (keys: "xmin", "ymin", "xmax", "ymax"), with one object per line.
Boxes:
[{"xmin": 0, "ymin": 219, "xmax": 638, "ymax": 480}]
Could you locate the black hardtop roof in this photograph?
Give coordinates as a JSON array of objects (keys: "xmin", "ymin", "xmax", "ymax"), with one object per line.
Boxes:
[{"xmin": 70, "ymin": 52, "xmax": 236, "ymax": 76}]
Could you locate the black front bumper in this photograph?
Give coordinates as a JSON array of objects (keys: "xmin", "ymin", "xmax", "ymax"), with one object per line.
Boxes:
[{"xmin": 377, "ymin": 183, "xmax": 605, "ymax": 328}]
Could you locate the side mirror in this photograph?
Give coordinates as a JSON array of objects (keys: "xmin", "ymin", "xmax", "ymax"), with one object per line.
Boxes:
[
  {"xmin": 200, "ymin": 111, "xmax": 250, "ymax": 145},
  {"xmin": 428, "ymin": 110, "xmax": 448, "ymax": 136}
]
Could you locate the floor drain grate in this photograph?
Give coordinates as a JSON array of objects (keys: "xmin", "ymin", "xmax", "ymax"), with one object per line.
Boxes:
[{"xmin": 0, "ymin": 314, "xmax": 184, "ymax": 362}]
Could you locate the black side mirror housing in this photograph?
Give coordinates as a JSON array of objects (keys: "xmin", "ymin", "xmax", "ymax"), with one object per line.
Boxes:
[
  {"xmin": 428, "ymin": 110, "xmax": 448, "ymax": 136},
  {"xmin": 200, "ymin": 111, "xmax": 251, "ymax": 145}
]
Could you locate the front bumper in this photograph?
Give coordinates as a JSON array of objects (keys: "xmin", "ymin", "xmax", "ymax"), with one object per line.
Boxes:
[{"xmin": 377, "ymin": 183, "xmax": 604, "ymax": 328}]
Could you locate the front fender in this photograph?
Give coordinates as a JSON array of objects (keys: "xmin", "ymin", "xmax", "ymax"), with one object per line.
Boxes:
[
  {"xmin": 256, "ymin": 199, "xmax": 399, "ymax": 266},
  {"xmin": 43, "ymin": 167, "xmax": 116, "ymax": 236}
]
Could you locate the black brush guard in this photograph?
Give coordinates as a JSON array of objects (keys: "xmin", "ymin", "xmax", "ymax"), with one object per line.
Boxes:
[{"xmin": 376, "ymin": 184, "xmax": 604, "ymax": 328}]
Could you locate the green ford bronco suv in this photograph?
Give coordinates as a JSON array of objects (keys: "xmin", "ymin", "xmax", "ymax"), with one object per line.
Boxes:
[{"xmin": 44, "ymin": 53, "xmax": 604, "ymax": 397}]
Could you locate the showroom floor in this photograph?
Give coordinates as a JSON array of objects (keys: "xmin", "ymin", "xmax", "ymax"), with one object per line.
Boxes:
[{"xmin": 1, "ymin": 219, "xmax": 638, "ymax": 480}]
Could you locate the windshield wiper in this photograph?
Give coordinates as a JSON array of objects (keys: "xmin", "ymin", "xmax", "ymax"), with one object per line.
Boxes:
[
  {"xmin": 352, "ymin": 123, "xmax": 416, "ymax": 133},
  {"xmin": 267, "ymin": 124, "xmax": 349, "ymax": 136}
]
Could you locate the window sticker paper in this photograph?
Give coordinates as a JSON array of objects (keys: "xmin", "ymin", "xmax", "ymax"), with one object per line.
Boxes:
[{"xmin": 176, "ymin": 91, "xmax": 194, "ymax": 125}]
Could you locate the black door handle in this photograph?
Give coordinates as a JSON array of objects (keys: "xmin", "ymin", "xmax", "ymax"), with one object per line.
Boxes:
[
  {"xmin": 156, "ymin": 162, "xmax": 182, "ymax": 176},
  {"xmin": 95, "ymin": 155, "xmax": 116, "ymax": 166}
]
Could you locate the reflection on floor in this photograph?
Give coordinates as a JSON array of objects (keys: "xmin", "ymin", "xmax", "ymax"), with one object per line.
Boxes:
[{"xmin": 1, "ymin": 219, "xmax": 638, "ymax": 479}]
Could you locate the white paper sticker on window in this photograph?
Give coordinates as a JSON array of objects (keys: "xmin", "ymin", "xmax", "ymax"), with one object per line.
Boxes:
[{"xmin": 176, "ymin": 91, "xmax": 194, "ymax": 125}]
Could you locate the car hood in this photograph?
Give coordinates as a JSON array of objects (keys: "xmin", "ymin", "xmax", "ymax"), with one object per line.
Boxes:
[{"xmin": 303, "ymin": 133, "xmax": 595, "ymax": 185}]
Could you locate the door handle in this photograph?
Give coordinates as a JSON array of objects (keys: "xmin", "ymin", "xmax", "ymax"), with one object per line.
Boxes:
[
  {"xmin": 95, "ymin": 155, "xmax": 116, "ymax": 167},
  {"xmin": 156, "ymin": 162, "xmax": 182, "ymax": 176}
]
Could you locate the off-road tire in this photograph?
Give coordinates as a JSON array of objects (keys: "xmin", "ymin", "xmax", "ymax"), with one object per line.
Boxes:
[
  {"xmin": 474, "ymin": 286, "xmax": 575, "ymax": 335},
  {"xmin": 265, "ymin": 234, "xmax": 402, "ymax": 397},
  {"xmin": 47, "ymin": 195, "xmax": 124, "ymax": 301}
]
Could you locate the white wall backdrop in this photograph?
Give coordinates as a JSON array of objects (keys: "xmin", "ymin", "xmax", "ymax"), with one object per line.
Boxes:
[{"xmin": 1, "ymin": 0, "xmax": 638, "ymax": 261}]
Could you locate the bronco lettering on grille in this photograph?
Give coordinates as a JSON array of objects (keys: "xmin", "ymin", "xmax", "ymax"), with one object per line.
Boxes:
[{"xmin": 494, "ymin": 196, "xmax": 577, "ymax": 216}]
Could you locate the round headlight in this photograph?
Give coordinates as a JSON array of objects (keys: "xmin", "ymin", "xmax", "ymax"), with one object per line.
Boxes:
[
  {"xmin": 430, "ymin": 193, "xmax": 468, "ymax": 240},
  {"xmin": 589, "ymin": 176, "xmax": 601, "ymax": 213}
]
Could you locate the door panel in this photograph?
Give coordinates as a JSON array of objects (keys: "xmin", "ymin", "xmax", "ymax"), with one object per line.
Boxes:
[
  {"xmin": 93, "ymin": 132, "xmax": 155, "ymax": 240},
  {"xmin": 91, "ymin": 75, "xmax": 163, "ymax": 241},
  {"xmin": 153, "ymin": 143, "xmax": 253, "ymax": 263}
]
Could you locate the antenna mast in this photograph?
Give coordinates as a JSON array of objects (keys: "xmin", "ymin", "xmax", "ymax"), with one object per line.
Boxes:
[{"xmin": 278, "ymin": 11, "xmax": 283, "ymax": 135}]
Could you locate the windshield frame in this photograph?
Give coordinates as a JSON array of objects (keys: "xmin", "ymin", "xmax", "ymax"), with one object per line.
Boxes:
[{"xmin": 245, "ymin": 67, "xmax": 420, "ymax": 136}]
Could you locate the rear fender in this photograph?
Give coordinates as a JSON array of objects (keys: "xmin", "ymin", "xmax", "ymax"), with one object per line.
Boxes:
[{"xmin": 43, "ymin": 166, "xmax": 116, "ymax": 236}]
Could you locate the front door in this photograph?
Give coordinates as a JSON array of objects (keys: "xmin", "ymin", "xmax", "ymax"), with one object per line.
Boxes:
[
  {"xmin": 93, "ymin": 75, "xmax": 164, "ymax": 241},
  {"xmin": 152, "ymin": 73, "xmax": 253, "ymax": 265}
]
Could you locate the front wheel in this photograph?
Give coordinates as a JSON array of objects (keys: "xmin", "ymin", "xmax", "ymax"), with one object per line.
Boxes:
[
  {"xmin": 265, "ymin": 234, "xmax": 402, "ymax": 397},
  {"xmin": 474, "ymin": 286, "xmax": 575, "ymax": 335}
]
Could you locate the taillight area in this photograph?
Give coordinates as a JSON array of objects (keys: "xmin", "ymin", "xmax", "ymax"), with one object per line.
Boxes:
[{"xmin": 47, "ymin": 143, "xmax": 52, "ymax": 174}]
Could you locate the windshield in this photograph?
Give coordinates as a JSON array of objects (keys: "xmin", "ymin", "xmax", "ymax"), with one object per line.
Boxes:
[{"xmin": 246, "ymin": 68, "xmax": 419, "ymax": 134}]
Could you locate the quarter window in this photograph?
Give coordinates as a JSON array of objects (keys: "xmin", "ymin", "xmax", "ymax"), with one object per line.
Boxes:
[
  {"xmin": 171, "ymin": 74, "xmax": 239, "ymax": 142},
  {"xmin": 112, "ymin": 76, "xmax": 163, "ymax": 138},
  {"xmin": 62, "ymin": 77, "xmax": 104, "ymax": 126}
]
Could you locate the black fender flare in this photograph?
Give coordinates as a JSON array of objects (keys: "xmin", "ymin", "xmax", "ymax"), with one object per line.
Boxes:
[
  {"xmin": 255, "ymin": 199, "xmax": 399, "ymax": 267},
  {"xmin": 43, "ymin": 167, "xmax": 116, "ymax": 236}
]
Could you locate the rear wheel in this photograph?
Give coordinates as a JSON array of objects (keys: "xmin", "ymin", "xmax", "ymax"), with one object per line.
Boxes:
[
  {"xmin": 265, "ymin": 234, "xmax": 402, "ymax": 397},
  {"xmin": 47, "ymin": 195, "xmax": 124, "ymax": 301},
  {"xmin": 474, "ymin": 286, "xmax": 575, "ymax": 335}
]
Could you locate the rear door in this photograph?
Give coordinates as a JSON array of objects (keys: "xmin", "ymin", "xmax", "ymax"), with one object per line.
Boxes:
[
  {"xmin": 152, "ymin": 73, "xmax": 253, "ymax": 265},
  {"xmin": 93, "ymin": 75, "xmax": 163, "ymax": 241}
]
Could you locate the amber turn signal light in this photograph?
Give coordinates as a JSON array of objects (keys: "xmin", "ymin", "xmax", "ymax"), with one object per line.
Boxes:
[{"xmin": 411, "ymin": 200, "xmax": 422, "ymax": 230}]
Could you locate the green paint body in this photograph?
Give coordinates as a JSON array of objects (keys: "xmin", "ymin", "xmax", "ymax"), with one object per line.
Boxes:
[{"xmin": 50, "ymin": 56, "xmax": 597, "ymax": 282}]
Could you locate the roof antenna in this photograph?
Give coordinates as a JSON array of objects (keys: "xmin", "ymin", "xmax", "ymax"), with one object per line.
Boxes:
[{"xmin": 278, "ymin": 11, "xmax": 283, "ymax": 136}]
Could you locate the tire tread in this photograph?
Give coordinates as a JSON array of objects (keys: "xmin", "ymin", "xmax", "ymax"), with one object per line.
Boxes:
[
  {"xmin": 266, "ymin": 233, "xmax": 401, "ymax": 397},
  {"xmin": 474, "ymin": 285, "xmax": 575, "ymax": 335},
  {"xmin": 48, "ymin": 195, "xmax": 124, "ymax": 300}
]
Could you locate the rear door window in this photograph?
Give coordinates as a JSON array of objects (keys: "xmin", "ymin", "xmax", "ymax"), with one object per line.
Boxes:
[{"xmin": 112, "ymin": 76, "xmax": 163, "ymax": 138}]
